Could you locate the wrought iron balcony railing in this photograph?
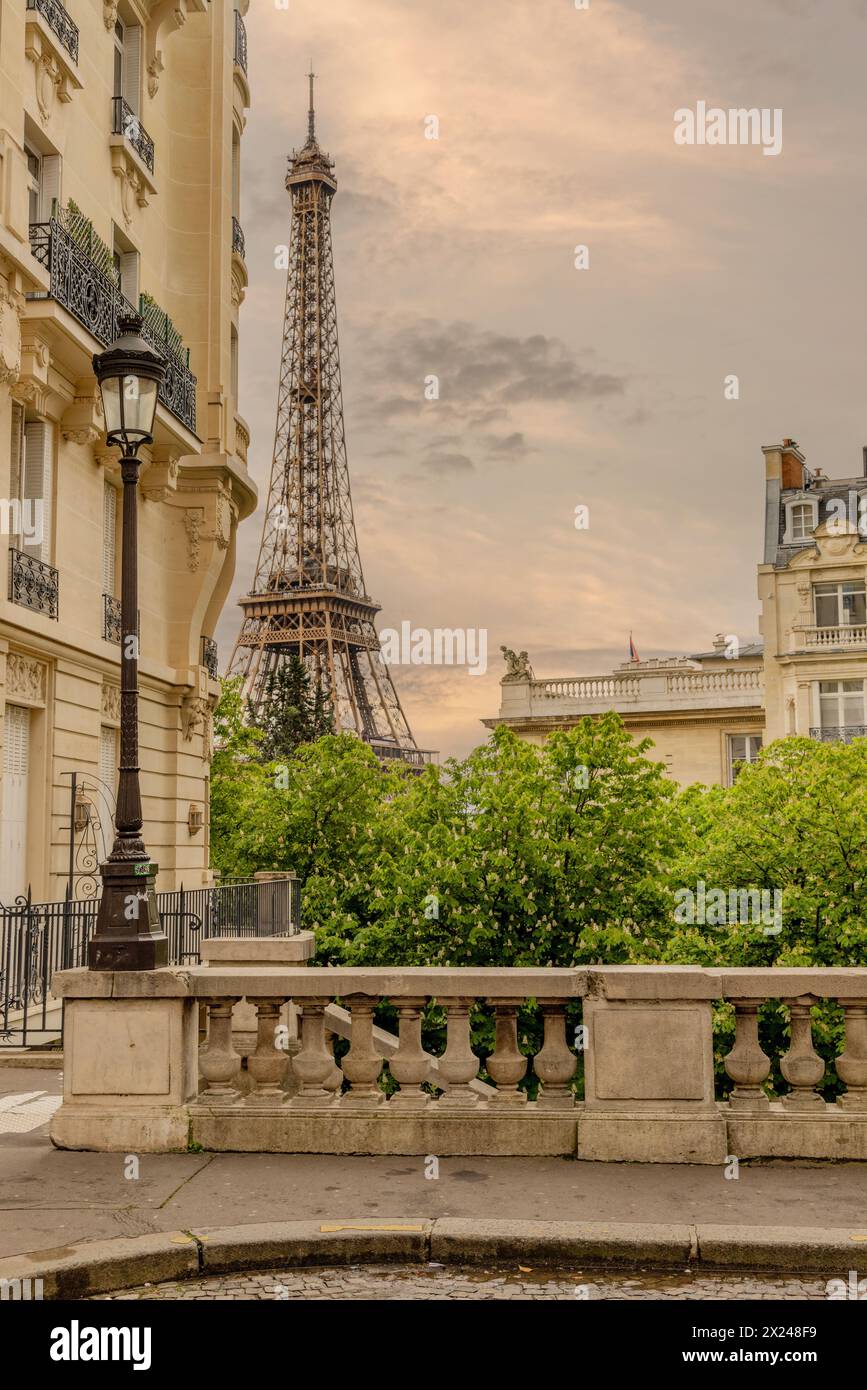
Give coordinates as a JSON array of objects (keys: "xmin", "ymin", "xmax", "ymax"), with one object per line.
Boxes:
[
  {"xmin": 234, "ymin": 10, "xmax": 248, "ymax": 75},
  {"xmin": 9, "ymin": 549, "xmax": 59, "ymax": 620},
  {"xmin": 102, "ymin": 594, "xmax": 121, "ymax": 643},
  {"xmin": 232, "ymin": 216, "xmax": 246, "ymax": 260},
  {"xmin": 201, "ymin": 636, "xmax": 219, "ymax": 679},
  {"xmin": 26, "ymin": 0, "xmax": 79, "ymax": 64},
  {"xmin": 810, "ymin": 725, "xmax": 867, "ymax": 744},
  {"xmin": 28, "ymin": 210, "xmax": 197, "ymax": 434},
  {"xmin": 111, "ymin": 96, "xmax": 155, "ymax": 174}
]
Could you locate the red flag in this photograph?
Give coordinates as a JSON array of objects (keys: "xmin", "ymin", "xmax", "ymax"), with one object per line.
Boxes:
[{"xmin": 629, "ymin": 633, "xmax": 639, "ymax": 663}]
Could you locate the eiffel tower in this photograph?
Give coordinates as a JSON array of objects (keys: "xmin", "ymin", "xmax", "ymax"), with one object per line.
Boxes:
[{"xmin": 229, "ymin": 76, "xmax": 433, "ymax": 768}]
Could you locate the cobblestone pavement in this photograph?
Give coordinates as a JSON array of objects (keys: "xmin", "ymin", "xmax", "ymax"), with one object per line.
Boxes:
[{"xmin": 94, "ymin": 1265, "xmax": 830, "ymax": 1300}]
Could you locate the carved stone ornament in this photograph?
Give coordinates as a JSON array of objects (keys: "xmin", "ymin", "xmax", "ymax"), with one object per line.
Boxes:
[
  {"xmin": 184, "ymin": 508, "xmax": 204, "ymax": 572},
  {"xmin": 103, "ymin": 1, "xmax": 119, "ymax": 29},
  {"xmin": 101, "ymin": 683, "xmax": 121, "ymax": 724},
  {"xmin": 500, "ymin": 646, "xmax": 534, "ymax": 682},
  {"xmin": 6, "ymin": 652, "xmax": 48, "ymax": 707},
  {"xmin": 0, "ymin": 284, "xmax": 23, "ymax": 386},
  {"xmin": 181, "ymin": 693, "xmax": 210, "ymax": 742}
]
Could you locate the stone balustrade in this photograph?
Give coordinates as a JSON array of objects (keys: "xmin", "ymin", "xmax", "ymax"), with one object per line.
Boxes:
[{"xmin": 49, "ymin": 965, "xmax": 867, "ymax": 1162}]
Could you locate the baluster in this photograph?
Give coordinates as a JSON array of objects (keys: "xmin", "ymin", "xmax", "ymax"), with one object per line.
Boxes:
[
  {"xmin": 199, "ymin": 998, "xmax": 241, "ymax": 1102},
  {"xmin": 288, "ymin": 1001, "xmax": 339, "ymax": 1109},
  {"xmin": 323, "ymin": 1028, "xmax": 344, "ymax": 1095},
  {"xmin": 246, "ymin": 998, "xmax": 288, "ymax": 1105},
  {"xmin": 389, "ymin": 998, "xmax": 431, "ymax": 1110},
  {"xmin": 837, "ymin": 1001, "xmax": 867, "ymax": 1110},
  {"xmin": 781, "ymin": 1000, "xmax": 826, "ymax": 1111},
  {"xmin": 437, "ymin": 999, "xmax": 481, "ymax": 1108},
  {"xmin": 486, "ymin": 1002, "xmax": 528, "ymax": 1105},
  {"xmin": 724, "ymin": 1001, "xmax": 770, "ymax": 1111},
  {"xmin": 340, "ymin": 996, "xmax": 385, "ymax": 1109},
  {"xmin": 535, "ymin": 1002, "xmax": 575, "ymax": 1109}
]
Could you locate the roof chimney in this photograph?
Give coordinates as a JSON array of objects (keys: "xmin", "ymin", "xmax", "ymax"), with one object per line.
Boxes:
[{"xmin": 780, "ymin": 439, "xmax": 805, "ymax": 490}]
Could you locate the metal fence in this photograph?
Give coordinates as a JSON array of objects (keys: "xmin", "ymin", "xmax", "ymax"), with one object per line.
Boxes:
[{"xmin": 0, "ymin": 876, "xmax": 301, "ymax": 1047}]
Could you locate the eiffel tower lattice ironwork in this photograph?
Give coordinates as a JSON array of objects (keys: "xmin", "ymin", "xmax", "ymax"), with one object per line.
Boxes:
[{"xmin": 229, "ymin": 76, "xmax": 434, "ymax": 769}]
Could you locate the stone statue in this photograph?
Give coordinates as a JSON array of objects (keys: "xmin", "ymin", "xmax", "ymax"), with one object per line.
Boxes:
[{"xmin": 500, "ymin": 646, "xmax": 534, "ymax": 681}]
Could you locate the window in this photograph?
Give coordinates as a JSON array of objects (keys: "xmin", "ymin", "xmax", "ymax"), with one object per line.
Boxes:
[
  {"xmin": 0, "ymin": 705, "xmax": 31, "ymax": 903},
  {"xmin": 814, "ymin": 581, "xmax": 867, "ymax": 628},
  {"xmin": 114, "ymin": 18, "xmax": 142, "ymax": 114},
  {"xmin": 790, "ymin": 503, "xmax": 814, "ymax": 541},
  {"xmin": 102, "ymin": 481, "xmax": 117, "ymax": 597},
  {"xmin": 112, "ymin": 227, "xmax": 139, "ymax": 304},
  {"xmin": 99, "ymin": 725, "xmax": 118, "ymax": 799},
  {"xmin": 12, "ymin": 421, "xmax": 54, "ymax": 564},
  {"xmin": 819, "ymin": 680, "xmax": 865, "ymax": 732},
  {"xmin": 24, "ymin": 143, "xmax": 61, "ymax": 224},
  {"xmin": 727, "ymin": 734, "xmax": 762, "ymax": 784}
]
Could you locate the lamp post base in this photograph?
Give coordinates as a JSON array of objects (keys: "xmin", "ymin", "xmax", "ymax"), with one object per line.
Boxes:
[{"xmin": 88, "ymin": 860, "xmax": 169, "ymax": 970}]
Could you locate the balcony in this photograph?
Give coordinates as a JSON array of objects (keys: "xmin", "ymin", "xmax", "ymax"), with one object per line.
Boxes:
[
  {"xmin": 791, "ymin": 623, "xmax": 867, "ymax": 652},
  {"xmin": 26, "ymin": 0, "xmax": 79, "ymax": 64},
  {"xmin": 234, "ymin": 10, "xmax": 248, "ymax": 75},
  {"xmin": 232, "ymin": 216, "xmax": 246, "ymax": 260},
  {"xmin": 8, "ymin": 549, "xmax": 58, "ymax": 620},
  {"xmin": 102, "ymin": 594, "xmax": 121, "ymax": 643},
  {"xmin": 500, "ymin": 661, "xmax": 765, "ymax": 723},
  {"xmin": 369, "ymin": 739, "xmax": 437, "ymax": 769},
  {"xmin": 28, "ymin": 206, "xmax": 197, "ymax": 434},
  {"xmin": 111, "ymin": 96, "xmax": 155, "ymax": 174},
  {"xmin": 809, "ymin": 725, "xmax": 867, "ymax": 744},
  {"xmin": 201, "ymin": 635, "xmax": 219, "ymax": 678}
]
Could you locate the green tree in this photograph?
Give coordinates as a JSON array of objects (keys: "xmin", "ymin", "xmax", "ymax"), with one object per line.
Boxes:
[{"xmin": 255, "ymin": 657, "xmax": 333, "ymax": 762}]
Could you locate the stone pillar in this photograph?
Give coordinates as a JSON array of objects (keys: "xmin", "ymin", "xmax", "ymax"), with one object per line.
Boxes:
[
  {"xmin": 437, "ymin": 1000, "xmax": 481, "ymax": 1109},
  {"xmin": 724, "ymin": 1002, "xmax": 771, "ymax": 1111},
  {"xmin": 389, "ymin": 998, "xmax": 430, "ymax": 1111},
  {"xmin": 288, "ymin": 1001, "xmax": 338, "ymax": 1110},
  {"xmin": 199, "ymin": 999, "xmax": 242, "ymax": 1102},
  {"xmin": 837, "ymin": 1001, "xmax": 867, "ymax": 1110},
  {"xmin": 534, "ymin": 1003, "xmax": 575, "ymax": 1109},
  {"xmin": 246, "ymin": 998, "xmax": 288, "ymax": 1105},
  {"xmin": 580, "ymin": 981, "xmax": 727, "ymax": 1163},
  {"xmin": 486, "ymin": 1003, "xmax": 528, "ymax": 1106},
  {"xmin": 781, "ymin": 1001, "xmax": 826, "ymax": 1111},
  {"xmin": 340, "ymin": 996, "xmax": 385, "ymax": 1110},
  {"xmin": 49, "ymin": 972, "xmax": 199, "ymax": 1153}
]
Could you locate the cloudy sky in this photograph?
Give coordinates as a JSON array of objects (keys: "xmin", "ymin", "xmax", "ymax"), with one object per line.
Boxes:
[{"xmin": 218, "ymin": 0, "xmax": 867, "ymax": 757}]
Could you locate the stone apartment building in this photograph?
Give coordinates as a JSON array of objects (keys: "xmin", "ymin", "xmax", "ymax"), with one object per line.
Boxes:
[
  {"xmin": 486, "ymin": 439, "xmax": 867, "ymax": 786},
  {"xmin": 0, "ymin": 0, "xmax": 255, "ymax": 902}
]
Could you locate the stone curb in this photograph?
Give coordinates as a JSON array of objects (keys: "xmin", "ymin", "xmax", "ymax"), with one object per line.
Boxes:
[
  {"xmin": 0, "ymin": 1052, "xmax": 63, "ymax": 1068},
  {"xmin": 1, "ymin": 1220, "xmax": 864, "ymax": 1298}
]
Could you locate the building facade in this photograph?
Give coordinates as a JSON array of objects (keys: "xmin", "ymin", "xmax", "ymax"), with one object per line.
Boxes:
[
  {"xmin": 0, "ymin": 0, "xmax": 256, "ymax": 903},
  {"xmin": 486, "ymin": 439, "xmax": 867, "ymax": 786}
]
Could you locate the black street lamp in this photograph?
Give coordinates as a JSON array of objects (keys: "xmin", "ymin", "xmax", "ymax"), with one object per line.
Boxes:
[{"xmin": 88, "ymin": 314, "xmax": 168, "ymax": 970}]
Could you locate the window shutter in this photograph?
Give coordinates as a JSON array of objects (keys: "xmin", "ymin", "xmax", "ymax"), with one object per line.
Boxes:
[
  {"xmin": 123, "ymin": 26, "xmax": 142, "ymax": 114},
  {"xmin": 99, "ymin": 725, "xmax": 118, "ymax": 798},
  {"xmin": 102, "ymin": 481, "xmax": 117, "ymax": 596},
  {"xmin": 0, "ymin": 705, "xmax": 30, "ymax": 903},
  {"xmin": 22, "ymin": 421, "xmax": 53, "ymax": 564},
  {"xmin": 40, "ymin": 154, "xmax": 62, "ymax": 221},
  {"xmin": 118, "ymin": 251, "xmax": 139, "ymax": 306}
]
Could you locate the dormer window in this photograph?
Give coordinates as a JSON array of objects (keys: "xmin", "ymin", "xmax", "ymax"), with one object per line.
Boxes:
[{"xmin": 783, "ymin": 496, "xmax": 818, "ymax": 544}]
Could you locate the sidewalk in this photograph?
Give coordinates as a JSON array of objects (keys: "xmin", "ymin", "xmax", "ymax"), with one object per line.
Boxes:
[{"xmin": 2, "ymin": 1068, "xmax": 866, "ymax": 1264}]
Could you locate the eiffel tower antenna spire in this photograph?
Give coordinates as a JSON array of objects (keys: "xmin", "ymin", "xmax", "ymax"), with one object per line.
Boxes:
[
  {"xmin": 228, "ymin": 82, "xmax": 435, "ymax": 770},
  {"xmin": 307, "ymin": 64, "xmax": 316, "ymax": 143}
]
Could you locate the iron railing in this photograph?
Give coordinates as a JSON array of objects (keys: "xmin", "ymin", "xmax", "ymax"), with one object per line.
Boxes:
[
  {"xmin": 810, "ymin": 725, "xmax": 867, "ymax": 744},
  {"xmin": 28, "ymin": 212, "xmax": 197, "ymax": 433},
  {"xmin": 232, "ymin": 215, "xmax": 246, "ymax": 260},
  {"xmin": 102, "ymin": 593, "xmax": 121, "ymax": 643},
  {"xmin": 234, "ymin": 10, "xmax": 248, "ymax": 75},
  {"xmin": 8, "ymin": 548, "xmax": 59, "ymax": 619},
  {"xmin": 201, "ymin": 635, "xmax": 219, "ymax": 678},
  {"xmin": 26, "ymin": 0, "xmax": 79, "ymax": 64},
  {"xmin": 1, "ymin": 876, "xmax": 301, "ymax": 1046},
  {"xmin": 111, "ymin": 96, "xmax": 155, "ymax": 174},
  {"xmin": 140, "ymin": 294, "xmax": 189, "ymax": 366},
  {"xmin": 369, "ymin": 739, "xmax": 437, "ymax": 769}
]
